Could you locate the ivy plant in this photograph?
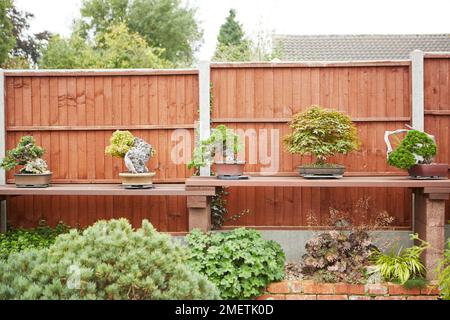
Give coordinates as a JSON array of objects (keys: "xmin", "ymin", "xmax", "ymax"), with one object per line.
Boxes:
[
  {"xmin": 186, "ymin": 228, "xmax": 285, "ymax": 299},
  {"xmin": 0, "ymin": 136, "xmax": 50, "ymax": 174},
  {"xmin": 284, "ymin": 106, "xmax": 360, "ymax": 166},
  {"xmin": 387, "ymin": 130, "xmax": 437, "ymax": 170}
]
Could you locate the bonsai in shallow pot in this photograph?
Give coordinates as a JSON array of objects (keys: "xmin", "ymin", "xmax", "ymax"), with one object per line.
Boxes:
[
  {"xmin": 0, "ymin": 136, "xmax": 52, "ymax": 188},
  {"xmin": 385, "ymin": 128, "xmax": 448, "ymax": 179},
  {"xmin": 284, "ymin": 106, "xmax": 361, "ymax": 178},
  {"xmin": 188, "ymin": 124, "xmax": 245, "ymax": 179},
  {"xmin": 105, "ymin": 130, "xmax": 156, "ymax": 188}
]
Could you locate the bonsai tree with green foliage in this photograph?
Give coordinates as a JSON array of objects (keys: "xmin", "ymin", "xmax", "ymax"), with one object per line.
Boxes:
[
  {"xmin": 0, "ymin": 219, "xmax": 219, "ymax": 300},
  {"xmin": 0, "ymin": 136, "xmax": 50, "ymax": 174},
  {"xmin": 188, "ymin": 124, "xmax": 242, "ymax": 171},
  {"xmin": 284, "ymin": 106, "xmax": 360, "ymax": 167},
  {"xmin": 386, "ymin": 130, "xmax": 437, "ymax": 170}
]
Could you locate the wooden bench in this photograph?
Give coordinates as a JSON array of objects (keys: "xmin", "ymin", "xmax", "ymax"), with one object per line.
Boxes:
[
  {"xmin": 186, "ymin": 176, "xmax": 450, "ymax": 280},
  {"xmin": 0, "ymin": 183, "xmax": 216, "ymax": 234}
]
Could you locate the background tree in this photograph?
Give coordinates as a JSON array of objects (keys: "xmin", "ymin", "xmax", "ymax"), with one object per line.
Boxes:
[
  {"xmin": 78, "ymin": 0, "xmax": 202, "ymax": 66},
  {"xmin": 0, "ymin": 0, "xmax": 15, "ymax": 66},
  {"xmin": 40, "ymin": 23, "xmax": 169, "ymax": 69},
  {"xmin": 212, "ymin": 9, "xmax": 252, "ymax": 62}
]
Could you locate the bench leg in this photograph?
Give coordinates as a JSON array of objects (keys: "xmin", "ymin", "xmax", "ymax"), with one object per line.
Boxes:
[
  {"xmin": 187, "ymin": 196, "xmax": 211, "ymax": 232},
  {"xmin": 0, "ymin": 198, "xmax": 6, "ymax": 234},
  {"xmin": 414, "ymin": 190, "xmax": 447, "ymax": 280}
]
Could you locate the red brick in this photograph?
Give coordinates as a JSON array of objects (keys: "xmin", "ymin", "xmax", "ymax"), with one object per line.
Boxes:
[
  {"xmin": 257, "ymin": 294, "xmax": 286, "ymax": 300},
  {"xmin": 289, "ymin": 281, "xmax": 303, "ymax": 293},
  {"xmin": 349, "ymin": 295, "xmax": 372, "ymax": 300},
  {"xmin": 388, "ymin": 284, "xmax": 421, "ymax": 295},
  {"xmin": 285, "ymin": 294, "xmax": 317, "ymax": 300},
  {"xmin": 267, "ymin": 282, "xmax": 290, "ymax": 294},
  {"xmin": 407, "ymin": 296, "xmax": 439, "ymax": 300},
  {"xmin": 303, "ymin": 282, "xmax": 335, "ymax": 294},
  {"xmin": 317, "ymin": 295, "xmax": 348, "ymax": 300},
  {"xmin": 365, "ymin": 283, "xmax": 388, "ymax": 295},
  {"xmin": 421, "ymin": 285, "xmax": 440, "ymax": 295},
  {"xmin": 374, "ymin": 296, "xmax": 406, "ymax": 300},
  {"xmin": 335, "ymin": 283, "xmax": 365, "ymax": 295}
]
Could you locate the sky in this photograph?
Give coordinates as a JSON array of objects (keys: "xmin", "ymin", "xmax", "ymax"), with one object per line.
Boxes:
[{"xmin": 15, "ymin": 0, "xmax": 450, "ymax": 61}]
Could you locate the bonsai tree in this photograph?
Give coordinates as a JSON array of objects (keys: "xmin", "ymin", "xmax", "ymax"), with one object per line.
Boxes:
[
  {"xmin": 188, "ymin": 124, "xmax": 242, "ymax": 170},
  {"xmin": 105, "ymin": 130, "xmax": 155, "ymax": 174},
  {"xmin": 386, "ymin": 129, "xmax": 436, "ymax": 170},
  {"xmin": 0, "ymin": 136, "xmax": 50, "ymax": 174},
  {"xmin": 284, "ymin": 106, "xmax": 360, "ymax": 167}
]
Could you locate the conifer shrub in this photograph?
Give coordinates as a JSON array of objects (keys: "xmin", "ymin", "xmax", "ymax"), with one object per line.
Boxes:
[
  {"xmin": 186, "ymin": 228, "xmax": 285, "ymax": 299},
  {"xmin": 0, "ymin": 219, "xmax": 219, "ymax": 300}
]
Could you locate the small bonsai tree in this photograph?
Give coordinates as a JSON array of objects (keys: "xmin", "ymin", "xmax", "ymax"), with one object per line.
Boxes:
[
  {"xmin": 0, "ymin": 136, "xmax": 50, "ymax": 174},
  {"xmin": 284, "ymin": 106, "xmax": 360, "ymax": 166},
  {"xmin": 386, "ymin": 130, "xmax": 437, "ymax": 170},
  {"xmin": 105, "ymin": 130, "xmax": 155, "ymax": 174},
  {"xmin": 188, "ymin": 124, "xmax": 242, "ymax": 170},
  {"xmin": 0, "ymin": 219, "xmax": 220, "ymax": 300}
]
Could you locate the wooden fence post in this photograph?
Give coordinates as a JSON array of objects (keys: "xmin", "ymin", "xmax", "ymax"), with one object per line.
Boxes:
[
  {"xmin": 0, "ymin": 69, "xmax": 6, "ymax": 233},
  {"xmin": 410, "ymin": 50, "xmax": 424, "ymax": 131},
  {"xmin": 198, "ymin": 61, "xmax": 211, "ymax": 177}
]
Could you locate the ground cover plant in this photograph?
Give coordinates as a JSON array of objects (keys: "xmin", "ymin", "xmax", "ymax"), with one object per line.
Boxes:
[
  {"xmin": 186, "ymin": 228, "xmax": 285, "ymax": 299},
  {"xmin": 0, "ymin": 220, "xmax": 69, "ymax": 260},
  {"xmin": 0, "ymin": 219, "xmax": 219, "ymax": 300}
]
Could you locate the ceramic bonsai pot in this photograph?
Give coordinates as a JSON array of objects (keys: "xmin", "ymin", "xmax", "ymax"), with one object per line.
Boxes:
[
  {"xmin": 14, "ymin": 172, "xmax": 52, "ymax": 188},
  {"xmin": 119, "ymin": 172, "xmax": 156, "ymax": 189},
  {"xmin": 298, "ymin": 165, "xmax": 345, "ymax": 179},
  {"xmin": 408, "ymin": 163, "xmax": 448, "ymax": 179},
  {"xmin": 215, "ymin": 162, "xmax": 245, "ymax": 178}
]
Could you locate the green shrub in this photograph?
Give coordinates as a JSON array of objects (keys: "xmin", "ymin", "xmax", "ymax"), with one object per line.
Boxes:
[
  {"xmin": 0, "ymin": 220, "xmax": 69, "ymax": 260},
  {"xmin": 105, "ymin": 130, "xmax": 135, "ymax": 158},
  {"xmin": 387, "ymin": 130, "xmax": 437, "ymax": 170},
  {"xmin": 284, "ymin": 106, "xmax": 360, "ymax": 165},
  {"xmin": 370, "ymin": 234, "xmax": 429, "ymax": 284},
  {"xmin": 437, "ymin": 240, "xmax": 450, "ymax": 300},
  {"xmin": 0, "ymin": 219, "xmax": 219, "ymax": 300},
  {"xmin": 186, "ymin": 228, "xmax": 285, "ymax": 299},
  {"xmin": 301, "ymin": 231, "xmax": 375, "ymax": 284}
]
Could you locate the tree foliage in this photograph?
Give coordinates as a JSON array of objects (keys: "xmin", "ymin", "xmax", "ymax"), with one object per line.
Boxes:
[
  {"xmin": 284, "ymin": 106, "xmax": 361, "ymax": 164},
  {"xmin": 0, "ymin": 219, "xmax": 220, "ymax": 300},
  {"xmin": 39, "ymin": 23, "xmax": 169, "ymax": 69},
  {"xmin": 0, "ymin": 0, "xmax": 15, "ymax": 66},
  {"xmin": 78, "ymin": 0, "xmax": 202, "ymax": 66}
]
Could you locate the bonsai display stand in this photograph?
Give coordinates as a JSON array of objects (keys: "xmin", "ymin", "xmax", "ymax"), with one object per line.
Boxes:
[{"xmin": 186, "ymin": 175, "xmax": 450, "ymax": 280}]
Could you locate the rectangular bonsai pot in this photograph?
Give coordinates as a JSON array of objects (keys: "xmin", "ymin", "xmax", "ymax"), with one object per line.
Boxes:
[
  {"xmin": 408, "ymin": 163, "xmax": 448, "ymax": 179},
  {"xmin": 215, "ymin": 162, "xmax": 245, "ymax": 177},
  {"xmin": 14, "ymin": 172, "xmax": 53, "ymax": 188}
]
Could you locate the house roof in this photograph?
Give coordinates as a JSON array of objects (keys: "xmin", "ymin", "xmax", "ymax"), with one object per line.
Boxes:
[{"xmin": 272, "ymin": 34, "xmax": 450, "ymax": 61}]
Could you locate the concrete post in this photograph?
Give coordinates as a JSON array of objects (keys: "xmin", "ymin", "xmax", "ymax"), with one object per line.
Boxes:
[
  {"xmin": 198, "ymin": 61, "xmax": 211, "ymax": 177},
  {"xmin": 410, "ymin": 50, "xmax": 424, "ymax": 132}
]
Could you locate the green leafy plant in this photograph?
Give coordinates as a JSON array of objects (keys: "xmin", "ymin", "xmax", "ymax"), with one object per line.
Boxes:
[
  {"xmin": 188, "ymin": 124, "xmax": 242, "ymax": 170},
  {"xmin": 186, "ymin": 228, "xmax": 285, "ymax": 299},
  {"xmin": 301, "ymin": 230, "xmax": 376, "ymax": 284},
  {"xmin": 387, "ymin": 130, "xmax": 437, "ymax": 170},
  {"xmin": 0, "ymin": 136, "xmax": 50, "ymax": 174},
  {"xmin": 0, "ymin": 220, "xmax": 70, "ymax": 260},
  {"xmin": 284, "ymin": 106, "xmax": 360, "ymax": 165},
  {"xmin": 105, "ymin": 130, "xmax": 136, "ymax": 158},
  {"xmin": 370, "ymin": 234, "xmax": 429, "ymax": 285},
  {"xmin": 0, "ymin": 219, "xmax": 219, "ymax": 300},
  {"xmin": 437, "ymin": 240, "xmax": 450, "ymax": 300}
]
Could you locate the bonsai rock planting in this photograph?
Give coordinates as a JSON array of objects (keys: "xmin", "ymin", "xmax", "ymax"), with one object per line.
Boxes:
[
  {"xmin": 284, "ymin": 105, "xmax": 361, "ymax": 178},
  {"xmin": 105, "ymin": 130, "xmax": 156, "ymax": 188},
  {"xmin": 0, "ymin": 136, "xmax": 52, "ymax": 188},
  {"xmin": 385, "ymin": 128, "xmax": 448, "ymax": 179}
]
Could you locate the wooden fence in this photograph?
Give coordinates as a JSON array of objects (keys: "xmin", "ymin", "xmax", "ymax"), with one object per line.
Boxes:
[{"xmin": 1, "ymin": 54, "xmax": 449, "ymax": 231}]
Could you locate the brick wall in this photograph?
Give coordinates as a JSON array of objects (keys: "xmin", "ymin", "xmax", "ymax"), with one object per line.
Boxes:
[{"xmin": 257, "ymin": 280, "xmax": 440, "ymax": 300}]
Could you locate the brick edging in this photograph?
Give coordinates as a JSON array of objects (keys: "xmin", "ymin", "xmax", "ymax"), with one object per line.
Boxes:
[{"xmin": 257, "ymin": 280, "xmax": 440, "ymax": 300}]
